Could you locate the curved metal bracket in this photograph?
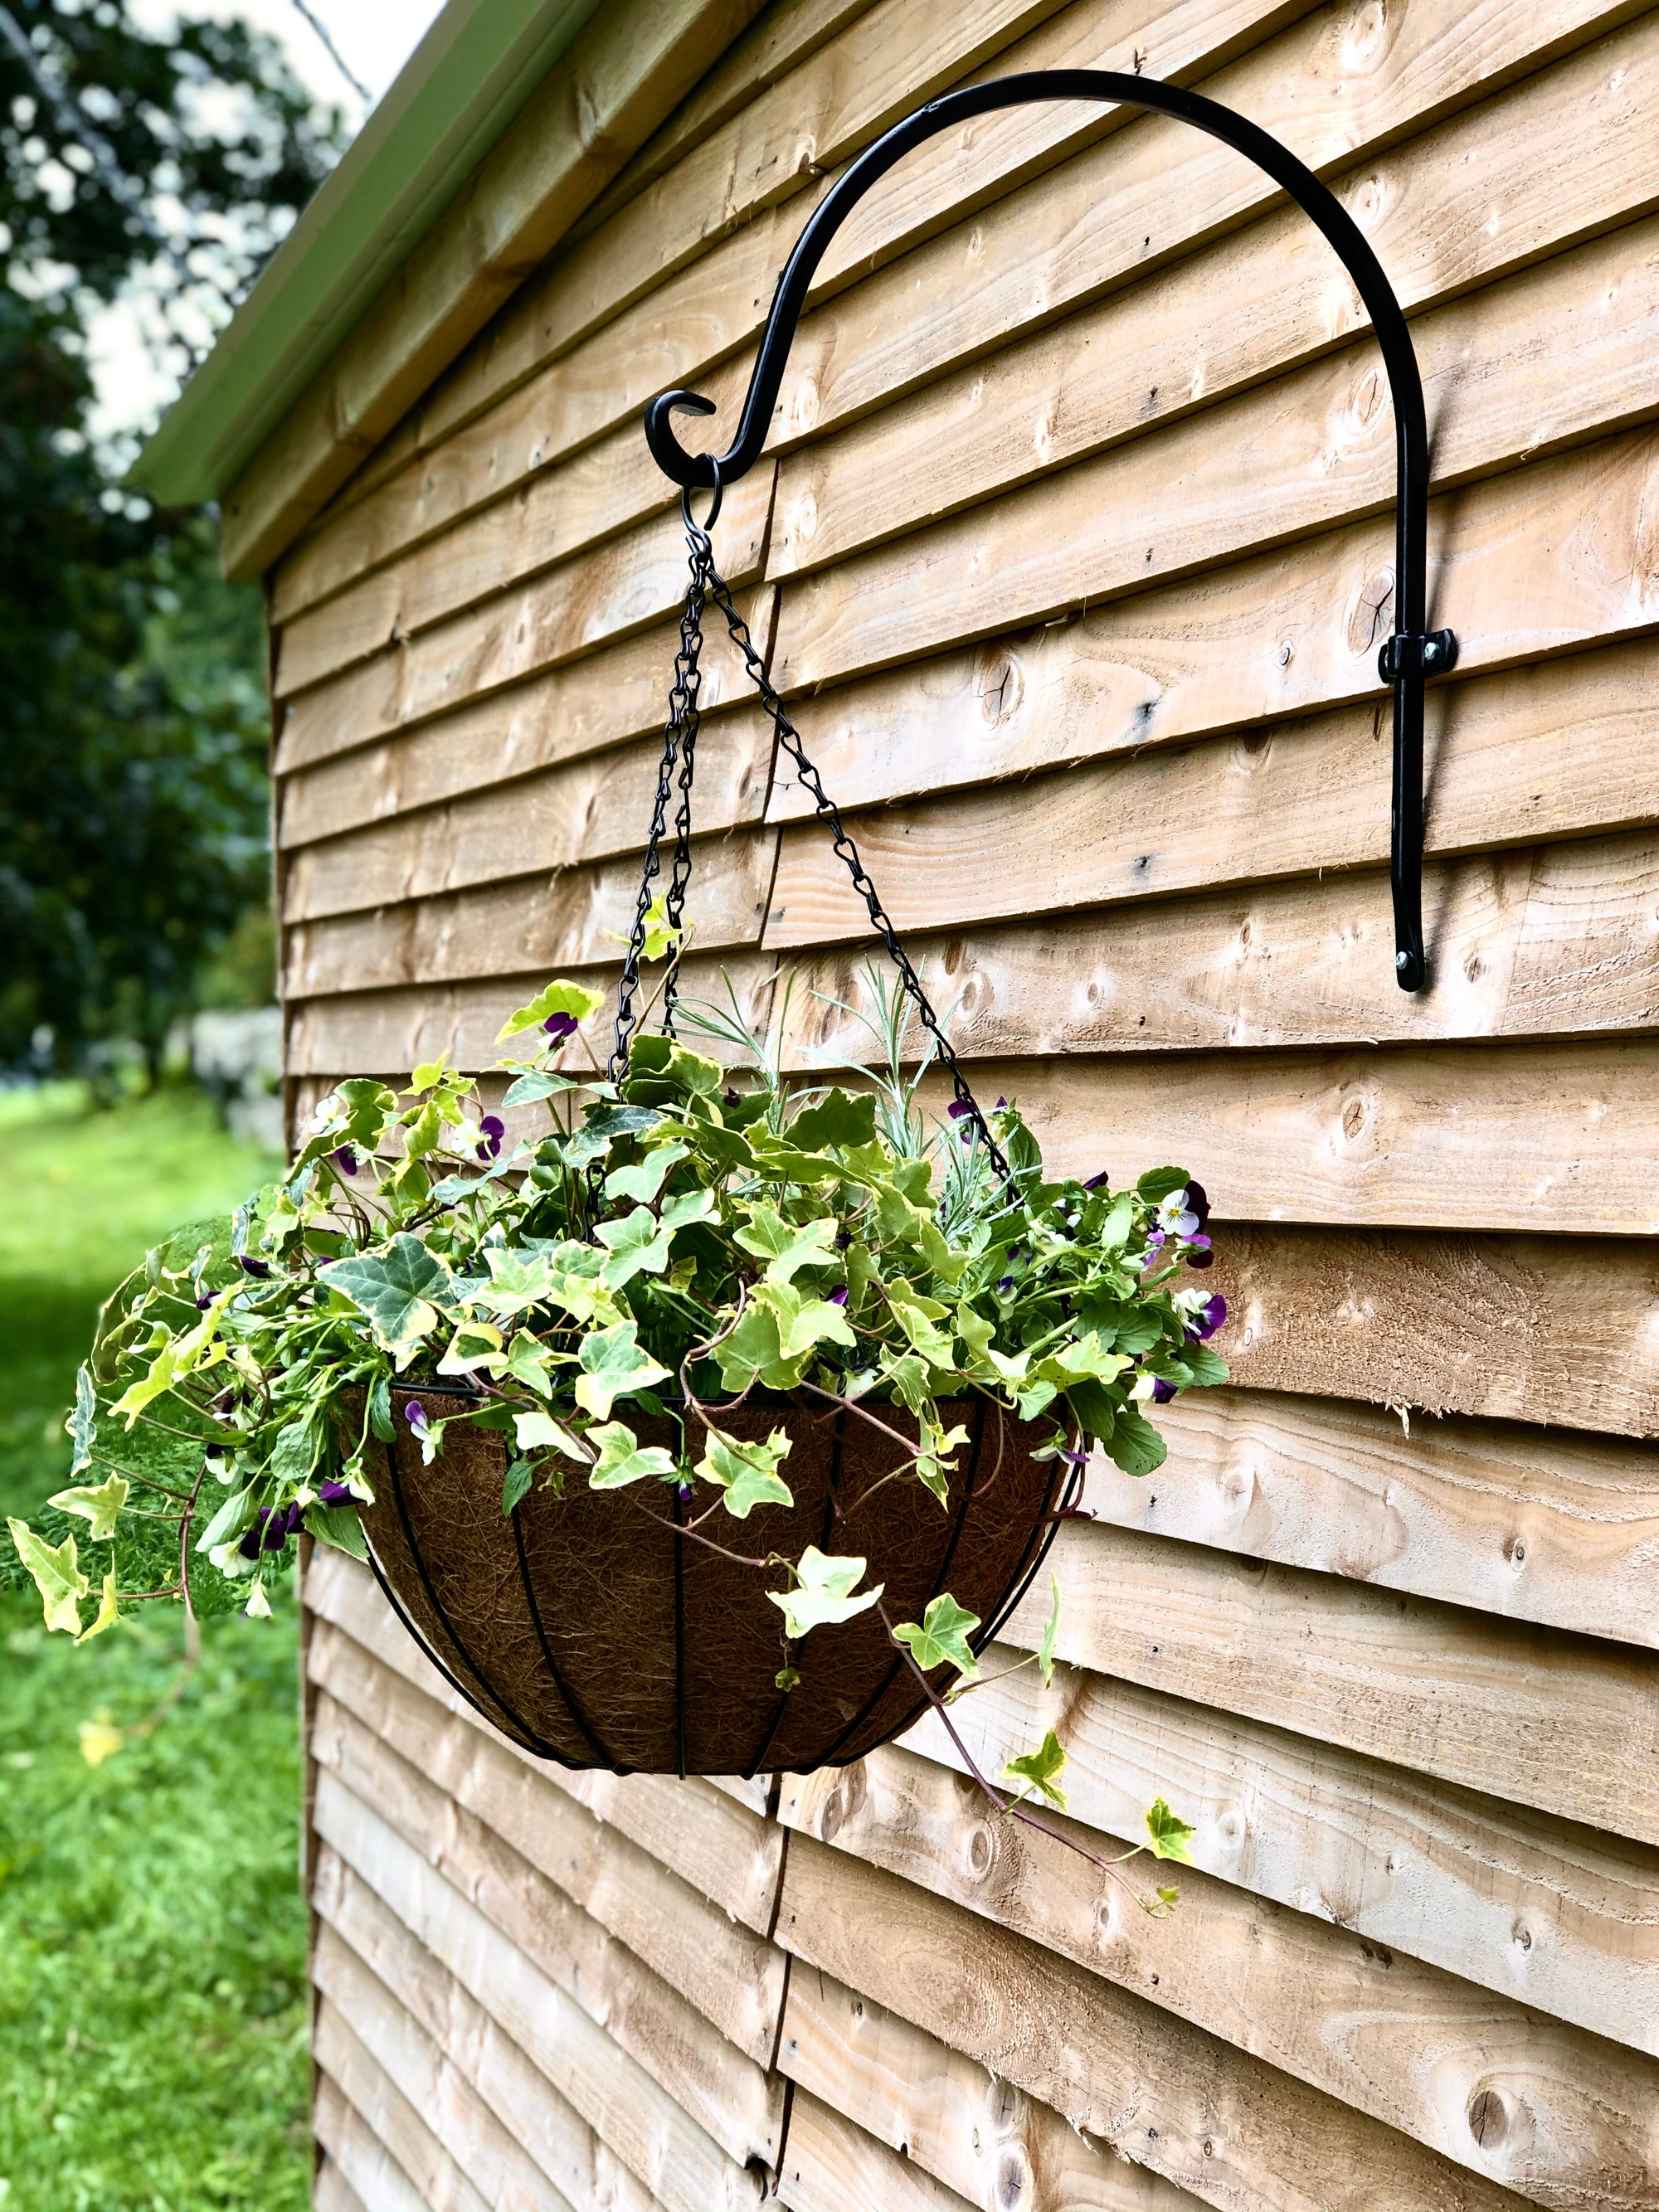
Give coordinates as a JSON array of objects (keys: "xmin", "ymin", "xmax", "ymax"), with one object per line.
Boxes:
[{"xmin": 645, "ymin": 71, "xmax": 1454, "ymax": 992}]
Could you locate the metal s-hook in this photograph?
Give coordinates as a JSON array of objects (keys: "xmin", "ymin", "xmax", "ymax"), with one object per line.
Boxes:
[{"xmin": 643, "ymin": 70, "xmax": 1457, "ymax": 994}]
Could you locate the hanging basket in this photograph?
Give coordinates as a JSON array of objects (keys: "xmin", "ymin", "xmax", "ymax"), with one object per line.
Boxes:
[{"xmin": 360, "ymin": 1387, "xmax": 1071, "ymax": 1776}]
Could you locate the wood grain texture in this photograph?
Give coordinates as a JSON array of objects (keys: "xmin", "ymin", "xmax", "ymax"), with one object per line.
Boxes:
[
  {"xmin": 764, "ymin": 641, "xmax": 1659, "ymax": 943},
  {"xmin": 1091, "ymin": 1385, "xmax": 1659, "ymax": 1646},
  {"xmin": 891, "ymin": 1039, "xmax": 1659, "ymax": 1236},
  {"xmin": 280, "ymin": 714, "xmax": 772, "ymax": 921},
  {"xmin": 304, "ymin": 1546, "xmax": 786, "ymax": 1932},
  {"xmin": 221, "ymin": 0, "xmax": 764, "ymax": 577},
  {"xmin": 313, "ymin": 2071, "xmax": 430, "ymax": 2212},
  {"xmin": 315, "ymin": 1962, "xmax": 557, "ymax": 2212},
  {"xmin": 766, "ymin": 423, "xmax": 1659, "ymax": 824},
  {"xmin": 769, "ymin": 10, "xmax": 1659, "ymax": 538},
  {"xmin": 777, "ymin": 2088, "xmax": 977, "ymax": 2212},
  {"xmin": 780, "ymin": 1744, "xmax": 1659, "ymax": 2207},
  {"xmin": 904, "ymin": 1650, "xmax": 1659, "ymax": 2055},
  {"xmin": 314, "ymin": 1842, "xmax": 668, "ymax": 2212},
  {"xmin": 312, "ymin": 2151, "xmax": 371, "ymax": 2212},
  {"xmin": 1001, "ymin": 1517, "xmax": 1659, "ymax": 1840},
  {"xmin": 285, "ymin": 824, "xmax": 775, "ymax": 997},
  {"xmin": 313, "ymin": 1775, "xmax": 764, "ymax": 2211},
  {"xmin": 273, "ymin": 459, "xmax": 774, "ymax": 701},
  {"xmin": 309, "ymin": 1626, "xmax": 787, "ymax": 2063},
  {"xmin": 1207, "ymin": 1223, "xmax": 1659, "ymax": 1433},
  {"xmin": 285, "ymin": 947, "xmax": 777, "ymax": 1076},
  {"xmin": 275, "ymin": 582, "xmax": 771, "ymax": 785},
  {"xmin": 771, "ymin": 834, "xmax": 1659, "ymax": 1062},
  {"xmin": 780, "ymin": 1964, "xmax": 1201, "ymax": 2210},
  {"xmin": 776, "ymin": 1830, "xmax": 1531, "ymax": 2212}
]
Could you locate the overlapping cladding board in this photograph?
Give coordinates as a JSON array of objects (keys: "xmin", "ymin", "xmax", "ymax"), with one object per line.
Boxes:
[{"xmin": 275, "ymin": 0, "xmax": 1659, "ymax": 2204}]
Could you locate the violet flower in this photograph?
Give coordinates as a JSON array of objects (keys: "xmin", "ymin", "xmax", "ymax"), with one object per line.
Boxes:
[
  {"xmin": 542, "ymin": 1011, "xmax": 578, "ymax": 1044},
  {"xmin": 318, "ymin": 1480, "xmax": 355, "ymax": 1505},
  {"xmin": 331, "ymin": 1145, "xmax": 358, "ymax": 1177},
  {"xmin": 1083, "ymin": 1169, "xmax": 1110, "ymax": 1190},
  {"xmin": 1185, "ymin": 1180, "xmax": 1211, "ymax": 1230},
  {"xmin": 1151, "ymin": 1378, "xmax": 1178, "ymax": 1405},
  {"xmin": 1185, "ymin": 1293, "xmax": 1227, "ymax": 1341},
  {"xmin": 1185, "ymin": 1234, "xmax": 1214, "ymax": 1271},
  {"xmin": 995, "ymin": 1275, "xmax": 1015, "ymax": 1295},
  {"xmin": 237, "ymin": 1255, "xmax": 271, "ymax": 1279},
  {"xmin": 828, "ymin": 1284, "xmax": 849, "ymax": 1306},
  {"xmin": 477, "ymin": 1114, "xmax": 505, "ymax": 1162},
  {"xmin": 404, "ymin": 1400, "xmax": 430, "ymax": 1441}
]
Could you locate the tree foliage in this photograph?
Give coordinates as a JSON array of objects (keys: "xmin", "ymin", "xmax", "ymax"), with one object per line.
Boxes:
[{"xmin": 0, "ymin": 0, "xmax": 341, "ymax": 1076}]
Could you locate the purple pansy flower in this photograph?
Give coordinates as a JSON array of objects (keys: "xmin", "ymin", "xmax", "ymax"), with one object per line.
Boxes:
[
  {"xmin": 318, "ymin": 1480, "xmax": 355, "ymax": 1505},
  {"xmin": 331, "ymin": 1145, "xmax": 358, "ymax": 1177},
  {"xmin": 477, "ymin": 1113, "xmax": 506, "ymax": 1162},
  {"xmin": 1185, "ymin": 1293, "xmax": 1227, "ymax": 1341},
  {"xmin": 995, "ymin": 1274, "xmax": 1015, "ymax": 1294},
  {"xmin": 237, "ymin": 1255, "xmax": 271, "ymax": 1279},
  {"xmin": 404, "ymin": 1399, "xmax": 431, "ymax": 1441},
  {"xmin": 828, "ymin": 1284, "xmax": 849, "ymax": 1306},
  {"xmin": 1186, "ymin": 1242, "xmax": 1214, "ymax": 1271},
  {"xmin": 1083, "ymin": 1169, "xmax": 1110, "ymax": 1190},
  {"xmin": 677, "ymin": 1482, "xmax": 693, "ymax": 1503},
  {"xmin": 542, "ymin": 1011, "xmax": 578, "ymax": 1044},
  {"xmin": 1185, "ymin": 1180, "xmax": 1210, "ymax": 1230},
  {"xmin": 1151, "ymin": 1377, "xmax": 1178, "ymax": 1405}
]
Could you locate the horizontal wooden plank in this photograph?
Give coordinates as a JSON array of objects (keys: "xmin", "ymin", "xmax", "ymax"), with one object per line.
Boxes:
[
  {"xmin": 220, "ymin": 0, "xmax": 760, "ymax": 577},
  {"xmin": 780, "ymin": 1963, "xmax": 1201, "ymax": 2210},
  {"xmin": 1006, "ymin": 1517, "xmax": 1659, "ymax": 1841},
  {"xmin": 767, "ymin": 421, "xmax": 1659, "ymax": 826},
  {"xmin": 309, "ymin": 1629, "xmax": 787, "ymax": 2064},
  {"xmin": 312, "ymin": 2151, "xmax": 370, "ymax": 2212},
  {"xmin": 770, "ymin": 8, "xmax": 1659, "ymax": 532},
  {"xmin": 778, "ymin": 2087, "xmax": 975, "ymax": 2212},
  {"xmin": 274, "ymin": 459, "xmax": 774, "ymax": 702},
  {"xmin": 314, "ymin": 1842, "xmax": 667, "ymax": 2212},
  {"xmin": 1095, "ymin": 1385, "xmax": 1659, "ymax": 1646},
  {"xmin": 314, "ymin": 1970, "xmax": 547, "ymax": 2212},
  {"xmin": 314, "ymin": 1774, "xmax": 764, "ymax": 2212},
  {"xmin": 896, "ymin": 1039, "xmax": 1659, "ymax": 1236},
  {"xmin": 281, "ymin": 716, "xmax": 772, "ymax": 926},
  {"xmin": 776, "ymin": 1829, "xmax": 1530, "ymax": 2212},
  {"xmin": 765, "ymin": 639, "xmax": 1659, "ymax": 944},
  {"xmin": 904, "ymin": 1644, "xmax": 1659, "ymax": 2056},
  {"xmin": 285, "ymin": 946, "xmax": 777, "ymax": 1076},
  {"xmin": 781, "ymin": 1742, "xmax": 1659, "ymax": 2207},
  {"xmin": 313, "ymin": 2070, "xmax": 430, "ymax": 2212},
  {"xmin": 770, "ymin": 218, "xmax": 1659, "ymax": 695},
  {"xmin": 275, "ymin": 583, "xmax": 772, "ymax": 786},
  {"xmin": 770, "ymin": 832, "xmax": 1659, "ymax": 1060},
  {"xmin": 285, "ymin": 822, "xmax": 775, "ymax": 994},
  {"xmin": 304, "ymin": 1546, "xmax": 786, "ymax": 1933},
  {"xmin": 1207, "ymin": 1223, "xmax": 1659, "ymax": 1436}
]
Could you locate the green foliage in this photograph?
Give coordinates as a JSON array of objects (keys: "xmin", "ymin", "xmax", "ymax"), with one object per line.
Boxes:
[
  {"xmin": 1145, "ymin": 1797, "xmax": 1198, "ymax": 1864},
  {"xmin": 1003, "ymin": 1727, "xmax": 1068, "ymax": 1811},
  {"xmin": 892, "ymin": 1592, "xmax": 981, "ymax": 1680}
]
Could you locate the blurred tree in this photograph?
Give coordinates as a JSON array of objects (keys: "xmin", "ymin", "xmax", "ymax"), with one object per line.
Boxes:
[{"xmin": 0, "ymin": 1, "xmax": 340, "ymax": 1081}]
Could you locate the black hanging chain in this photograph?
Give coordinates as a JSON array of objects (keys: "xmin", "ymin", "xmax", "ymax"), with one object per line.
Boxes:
[
  {"xmin": 698, "ymin": 561, "xmax": 1020, "ymax": 1203},
  {"xmin": 606, "ymin": 503, "xmax": 712, "ymax": 1083}
]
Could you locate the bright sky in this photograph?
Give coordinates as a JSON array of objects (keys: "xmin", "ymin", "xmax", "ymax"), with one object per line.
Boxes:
[{"xmin": 88, "ymin": 0, "xmax": 448, "ymax": 448}]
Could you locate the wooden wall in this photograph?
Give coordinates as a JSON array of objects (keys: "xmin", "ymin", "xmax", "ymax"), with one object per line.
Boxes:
[{"xmin": 272, "ymin": 0, "xmax": 1659, "ymax": 2202}]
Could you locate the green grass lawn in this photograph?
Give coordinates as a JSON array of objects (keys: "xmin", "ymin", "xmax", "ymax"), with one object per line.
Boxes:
[{"xmin": 0, "ymin": 1085, "xmax": 309, "ymax": 2210}]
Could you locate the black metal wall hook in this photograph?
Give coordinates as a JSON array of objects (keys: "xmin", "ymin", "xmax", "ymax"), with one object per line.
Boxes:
[{"xmin": 644, "ymin": 70, "xmax": 1457, "ymax": 993}]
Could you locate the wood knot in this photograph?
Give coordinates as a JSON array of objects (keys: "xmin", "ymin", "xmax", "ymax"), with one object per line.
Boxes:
[
  {"xmin": 1467, "ymin": 2088, "xmax": 1508, "ymax": 2149},
  {"xmin": 995, "ymin": 2149, "xmax": 1029, "ymax": 2207},
  {"xmin": 967, "ymin": 1822, "xmax": 996, "ymax": 1879}
]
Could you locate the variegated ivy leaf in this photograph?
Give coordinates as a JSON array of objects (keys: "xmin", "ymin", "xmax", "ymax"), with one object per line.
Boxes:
[
  {"xmin": 76, "ymin": 1572, "xmax": 122, "ymax": 1646},
  {"xmin": 880, "ymin": 1349, "xmax": 933, "ymax": 1418},
  {"xmin": 784, "ymin": 1087, "xmax": 878, "ymax": 1153},
  {"xmin": 574, "ymin": 1322, "xmax": 671, "ymax": 1420},
  {"xmin": 505, "ymin": 1330, "xmax": 557, "ymax": 1396},
  {"xmin": 767, "ymin": 1548, "xmax": 883, "ymax": 1640},
  {"xmin": 67, "ymin": 1364, "xmax": 97, "ymax": 1475},
  {"xmin": 732, "ymin": 1205, "xmax": 839, "ymax": 1286},
  {"xmin": 757, "ymin": 1281, "xmax": 857, "ymax": 1360},
  {"xmin": 953, "ymin": 1304, "xmax": 996, "ymax": 1371},
  {"xmin": 605, "ymin": 1142, "xmax": 688, "ymax": 1203},
  {"xmin": 596, "ymin": 1205, "xmax": 675, "ymax": 1290},
  {"xmin": 892, "ymin": 1592, "xmax": 980, "ymax": 1679},
  {"xmin": 495, "ymin": 977, "xmax": 603, "ymax": 1043},
  {"xmin": 500, "ymin": 1069, "xmax": 579, "ymax": 1108},
  {"xmin": 659, "ymin": 1187, "xmax": 716, "ymax": 1235},
  {"xmin": 636, "ymin": 892, "xmax": 682, "ymax": 965},
  {"xmin": 513, "ymin": 1408, "xmax": 591, "ymax": 1462},
  {"xmin": 1145, "ymin": 1796, "xmax": 1197, "ymax": 1864},
  {"xmin": 915, "ymin": 1420, "xmax": 971, "ymax": 1505},
  {"xmin": 437, "ymin": 1320, "xmax": 508, "ymax": 1378},
  {"xmin": 1037, "ymin": 1570, "xmax": 1062, "ymax": 1687},
  {"xmin": 696, "ymin": 1425, "xmax": 794, "ymax": 1519},
  {"xmin": 321, "ymin": 1235, "xmax": 453, "ymax": 1350},
  {"xmin": 714, "ymin": 1300, "xmax": 805, "ymax": 1393},
  {"xmin": 1003, "ymin": 1727, "xmax": 1068, "ymax": 1811},
  {"xmin": 7, "ymin": 1519, "xmax": 88, "ymax": 1635},
  {"xmin": 110, "ymin": 1287, "xmax": 235, "ymax": 1427},
  {"xmin": 1039, "ymin": 1331, "xmax": 1129, "ymax": 1388},
  {"xmin": 587, "ymin": 1422, "xmax": 678, "ymax": 1490},
  {"xmin": 47, "ymin": 1474, "xmax": 129, "ymax": 1541},
  {"xmin": 473, "ymin": 1249, "xmax": 561, "ymax": 1318},
  {"xmin": 887, "ymin": 1287, "xmax": 957, "ymax": 1369}
]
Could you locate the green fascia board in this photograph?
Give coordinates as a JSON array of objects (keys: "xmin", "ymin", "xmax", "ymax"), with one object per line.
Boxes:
[{"xmin": 134, "ymin": 0, "xmax": 606, "ymax": 507}]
